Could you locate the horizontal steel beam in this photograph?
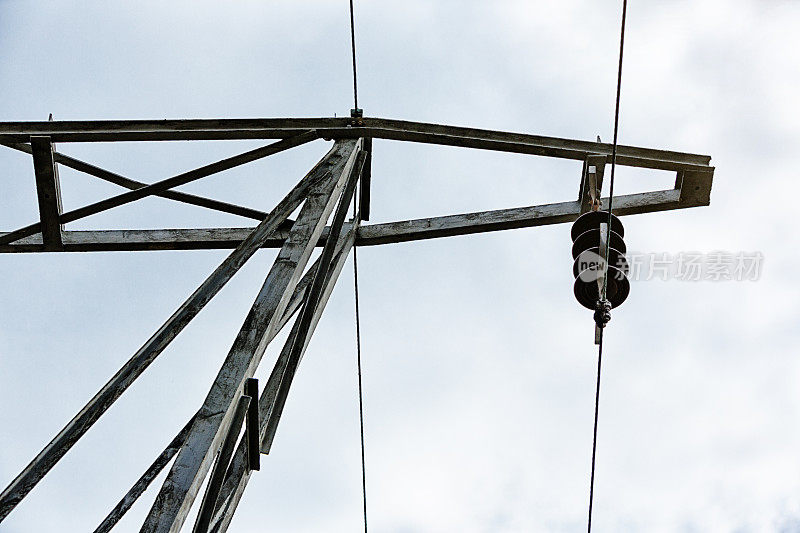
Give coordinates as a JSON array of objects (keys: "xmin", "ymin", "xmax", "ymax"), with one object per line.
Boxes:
[
  {"xmin": 0, "ymin": 116, "xmax": 711, "ymax": 172},
  {"xmin": 0, "ymin": 189, "xmax": 691, "ymax": 253},
  {"xmin": 358, "ymin": 189, "xmax": 683, "ymax": 245}
]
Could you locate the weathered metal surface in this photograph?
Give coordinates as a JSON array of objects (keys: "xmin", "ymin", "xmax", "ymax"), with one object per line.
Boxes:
[
  {"xmin": 579, "ymin": 154, "xmax": 607, "ymax": 214},
  {"xmin": 0, "ymin": 132, "xmax": 318, "ymax": 246},
  {"xmin": 30, "ymin": 137, "xmax": 63, "ymax": 250},
  {"xmin": 0, "ymin": 188, "xmax": 695, "ymax": 253},
  {"xmin": 356, "ymin": 189, "xmax": 683, "ymax": 246},
  {"xmin": 0, "ymin": 117, "xmax": 345, "ymax": 142},
  {"xmin": 3, "ymin": 141, "xmax": 271, "ymax": 221},
  {"xmin": 0, "ymin": 114, "xmax": 717, "ymax": 531},
  {"xmin": 192, "ymin": 395, "xmax": 251, "ymax": 533},
  {"xmin": 262, "ymin": 150, "xmax": 364, "ymax": 454},
  {"xmin": 0, "ymin": 116, "xmax": 711, "ymax": 171},
  {"xmin": 140, "ymin": 139, "xmax": 361, "ymax": 533},
  {"xmin": 244, "ymin": 379, "xmax": 260, "ymax": 472},
  {"xmin": 358, "ymin": 137, "xmax": 372, "ymax": 220},
  {"xmin": 0, "ymin": 140, "xmax": 339, "ymax": 522},
  {"xmin": 92, "ymin": 415, "xmax": 197, "ymax": 533},
  {"xmin": 88, "ymin": 247, "xmax": 332, "ymax": 531},
  {"xmin": 209, "ymin": 222, "xmax": 359, "ymax": 533}
]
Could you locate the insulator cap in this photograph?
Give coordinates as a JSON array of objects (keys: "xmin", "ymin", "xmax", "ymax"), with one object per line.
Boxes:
[
  {"xmin": 573, "ymin": 266, "xmax": 630, "ymax": 310},
  {"xmin": 572, "ymin": 246, "xmax": 629, "ymax": 278},
  {"xmin": 571, "ymin": 210, "xmax": 624, "ymax": 241},
  {"xmin": 571, "ymin": 229, "xmax": 626, "ymax": 259}
]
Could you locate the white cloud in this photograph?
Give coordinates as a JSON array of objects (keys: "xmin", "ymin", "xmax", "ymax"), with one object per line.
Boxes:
[{"xmin": 0, "ymin": 1, "xmax": 798, "ymax": 531}]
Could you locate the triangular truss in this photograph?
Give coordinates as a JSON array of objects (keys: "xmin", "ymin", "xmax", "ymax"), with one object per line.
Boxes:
[{"xmin": 0, "ymin": 117, "xmax": 714, "ymax": 532}]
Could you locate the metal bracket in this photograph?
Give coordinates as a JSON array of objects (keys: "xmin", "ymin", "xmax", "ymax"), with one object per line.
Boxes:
[
  {"xmin": 244, "ymin": 378, "xmax": 260, "ymax": 471},
  {"xmin": 594, "ymin": 222, "xmax": 609, "ymax": 345},
  {"xmin": 350, "ymin": 108, "xmax": 364, "ymax": 126},
  {"xmin": 579, "ymin": 154, "xmax": 607, "ymax": 214}
]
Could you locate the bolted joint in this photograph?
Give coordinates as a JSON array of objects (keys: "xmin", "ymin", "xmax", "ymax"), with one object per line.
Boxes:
[
  {"xmin": 350, "ymin": 108, "xmax": 363, "ymax": 125},
  {"xmin": 594, "ymin": 299, "xmax": 612, "ymax": 328}
]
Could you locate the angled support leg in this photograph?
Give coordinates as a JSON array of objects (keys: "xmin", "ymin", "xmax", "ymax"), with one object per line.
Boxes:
[
  {"xmin": 207, "ymin": 150, "xmax": 365, "ymax": 532},
  {"xmin": 209, "ymin": 219, "xmax": 360, "ymax": 533},
  {"xmin": 141, "ymin": 139, "xmax": 362, "ymax": 533},
  {"xmin": 262, "ymin": 149, "xmax": 366, "ymax": 454},
  {"xmin": 90, "ymin": 252, "xmax": 331, "ymax": 533},
  {"xmin": 193, "ymin": 395, "xmax": 251, "ymax": 533},
  {"xmin": 0, "ymin": 141, "xmax": 338, "ymax": 523},
  {"xmin": 92, "ymin": 414, "xmax": 197, "ymax": 533}
]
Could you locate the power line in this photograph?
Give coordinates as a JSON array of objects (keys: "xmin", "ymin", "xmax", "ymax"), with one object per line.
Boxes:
[
  {"xmin": 587, "ymin": 328, "xmax": 604, "ymax": 532},
  {"xmin": 348, "ymin": 1, "xmax": 366, "ymax": 528},
  {"xmin": 349, "ymin": 0, "xmax": 360, "ymax": 112},
  {"xmin": 589, "ymin": 1, "xmax": 628, "ymax": 531},
  {"xmin": 601, "ymin": 0, "xmax": 629, "ymax": 303},
  {"xmin": 353, "ymin": 244, "xmax": 369, "ymax": 533}
]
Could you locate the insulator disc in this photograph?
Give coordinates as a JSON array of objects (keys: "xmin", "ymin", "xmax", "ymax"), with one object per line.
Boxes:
[
  {"xmin": 573, "ymin": 266, "xmax": 630, "ymax": 310},
  {"xmin": 571, "ymin": 228, "xmax": 626, "ymax": 259},
  {"xmin": 572, "ymin": 247, "xmax": 629, "ymax": 279},
  {"xmin": 570, "ymin": 210, "xmax": 624, "ymax": 241}
]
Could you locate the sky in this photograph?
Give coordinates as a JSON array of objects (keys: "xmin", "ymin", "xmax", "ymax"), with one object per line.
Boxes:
[{"xmin": 0, "ymin": 1, "xmax": 799, "ymax": 532}]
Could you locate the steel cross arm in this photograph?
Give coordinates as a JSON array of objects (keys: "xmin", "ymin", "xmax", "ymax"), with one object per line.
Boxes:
[
  {"xmin": 356, "ymin": 190, "xmax": 687, "ymax": 245},
  {"xmin": 0, "ymin": 118, "xmax": 345, "ymax": 142},
  {"xmin": 331, "ymin": 126, "xmax": 710, "ymax": 173},
  {"xmin": 141, "ymin": 139, "xmax": 362, "ymax": 533},
  {"xmin": 2, "ymin": 142, "xmax": 272, "ymax": 222},
  {"xmin": 0, "ymin": 116, "xmax": 710, "ymax": 171},
  {"xmin": 0, "ymin": 142, "xmax": 340, "ymax": 522},
  {"xmin": 0, "ymin": 132, "xmax": 318, "ymax": 246},
  {"xmin": 0, "ymin": 188, "xmax": 695, "ymax": 253},
  {"xmin": 209, "ymin": 222, "xmax": 358, "ymax": 533}
]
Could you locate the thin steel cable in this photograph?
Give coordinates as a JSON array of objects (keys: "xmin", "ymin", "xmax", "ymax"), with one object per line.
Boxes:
[
  {"xmin": 601, "ymin": 0, "xmax": 628, "ymax": 302},
  {"xmin": 352, "ymin": 193, "xmax": 368, "ymax": 532},
  {"xmin": 353, "ymin": 244, "xmax": 369, "ymax": 533},
  {"xmin": 349, "ymin": 0, "xmax": 366, "ymax": 513},
  {"xmin": 349, "ymin": 0, "xmax": 359, "ymax": 110},
  {"xmin": 589, "ymin": 2, "xmax": 628, "ymax": 532},
  {"xmin": 587, "ymin": 328, "xmax": 604, "ymax": 532}
]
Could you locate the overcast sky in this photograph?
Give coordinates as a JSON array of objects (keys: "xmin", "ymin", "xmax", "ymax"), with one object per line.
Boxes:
[{"xmin": 1, "ymin": 1, "xmax": 799, "ymax": 532}]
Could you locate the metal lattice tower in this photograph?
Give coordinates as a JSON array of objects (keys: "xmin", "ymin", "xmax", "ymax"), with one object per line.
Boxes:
[{"xmin": 0, "ymin": 116, "xmax": 714, "ymax": 531}]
